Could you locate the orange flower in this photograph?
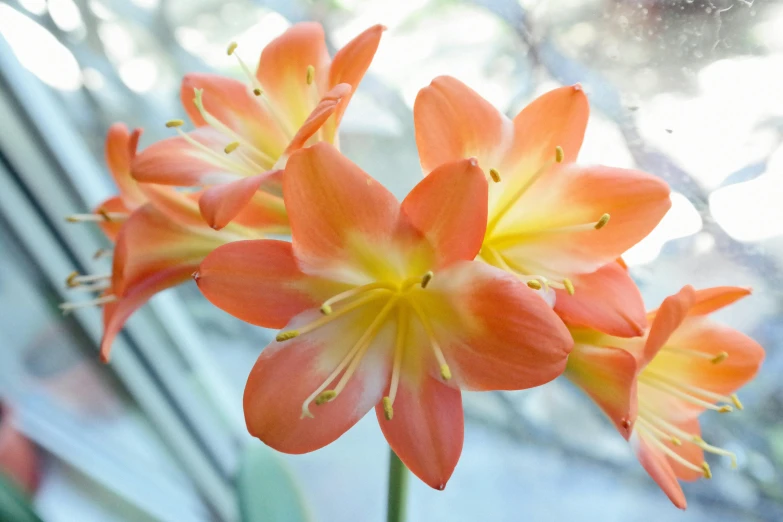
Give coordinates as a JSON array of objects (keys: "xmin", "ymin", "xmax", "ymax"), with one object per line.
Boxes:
[
  {"xmin": 132, "ymin": 23, "xmax": 384, "ymax": 230},
  {"xmin": 566, "ymin": 285, "xmax": 764, "ymax": 509},
  {"xmin": 414, "ymin": 77, "xmax": 671, "ymax": 337},
  {"xmin": 63, "ymin": 124, "xmax": 276, "ymax": 362},
  {"xmin": 195, "ymin": 143, "xmax": 572, "ymax": 489}
]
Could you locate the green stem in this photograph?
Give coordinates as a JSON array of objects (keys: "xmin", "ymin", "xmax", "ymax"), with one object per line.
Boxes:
[{"xmin": 386, "ymin": 448, "xmax": 408, "ymax": 522}]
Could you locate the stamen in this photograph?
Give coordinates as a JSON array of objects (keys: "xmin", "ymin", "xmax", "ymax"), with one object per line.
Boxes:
[
  {"xmin": 226, "ymin": 41, "xmax": 238, "ymax": 56},
  {"xmin": 643, "ymin": 370, "xmax": 740, "ymax": 409},
  {"xmin": 440, "ymin": 364, "xmax": 452, "ymax": 381},
  {"xmin": 563, "ymin": 278, "xmax": 575, "ymax": 295},
  {"xmin": 306, "ymin": 65, "xmax": 315, "ymax": 85},
  {"xmin": 636, "ymin": 416, "xmax": 682, "ymax": 446},
  {"xmin": 320, "ymin": 304, "xmax": 332, "ymax": 315},
  {"xmin": 694, "ymin": 437, "xmax": 738, "ymax": 468},
  {"xmin": 224, "ymin": 141, "xmax": 240, "ymax": 154},
  {"xmin": 636, "ymin": 423, "xmax": 704, "ymax": 474},
  {"xmin": 420, "ymin": 271, "xmax": 433, "ymax": 288},
  {"xmin": 526, "ymin": 280, "xmax": 542, "ymax": 290},
  {"xmin": 66, "ymin": 272, "xmax": 110, "ymax": 288},
  {"xmin": 594, "ymin": 213, "xmax": 610, "ymax": 230},
  {"xmin": 69, "ymin": 282, "xmax": 111, "ymax": 293},
  {"xmin": 701, "ymin": 462, "xmax": 712, "ymax": 479},
  {"xmin": 314, "ymin": 390, "xmax": 336, "ymax": 405},
  {"xmin": 387, "ymin": 305, "xmax": 408, "ymax": 407},
  {"xmin": 172, "ymin": 127, "xmax": 258, "ymax": 177},
  {"xmin": 253, "ymin": 88, "xmax": 262, "ymax": 96},
  {"xmin": 555, "ymin": 146, "xmax": 564, "ymax": 163},
  {"xmin": 59, "ymin": 295, "xmax": 117, "ymax": 314},
  {"xmin": 409, "ymin": 301, "xmax": 452, "ymax": 381},
  {"xmin": 320, "ymin": 282, "xmax": 395, "ymax": 312},
  {"xmin": 166, "ymin": 119, "xmax": 185, "ymax": 128},
  {"xmin": 382, "ymin": 396, "xmax": 394, "ymax": 420},
  {"xmin": 275, "ymin": 330, "xmax": 299, "ymax": 342},
  {"xmin": 640, "ymin": 375, "xmax": 735, "ymax": 413},
  {"xmin": 711, "ymin": 351, "xmax": 729, "ymax": 364},
  {"xmin": 66, "ymin": 212, "xmax": 128, "ymax": 223},
  {"xmin": 489, "ymin": 168, "xmax": 501, "ymax": 183},
  {"xmin": 93, "ymin": 248, "xmax": 112, "ymax": 259},
  {"xmin": 663, "ymin": 345, "xmax": 727, "ymax": 363},
  {"xmin": 731, "ymin": 394, "xmax": 743, "ymax": 410}
]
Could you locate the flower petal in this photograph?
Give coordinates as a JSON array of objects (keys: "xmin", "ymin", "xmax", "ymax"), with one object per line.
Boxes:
[
  {"xmin": 565, "ymin": 342, "xmax": 638, "ymax": 439},
  {"xmin": 181, "ymin": 73, "xmax": 287, "ymax": 160},
  {"xmin": 414, "ymin": 75, "xmax": 512, "ymax": 174},
  {"xmin": 95, "ymin": 196, "xmax": 130, "ymax": 243},
  {"xmin": 198, "ymin": 173, "xmax": 269, "ymax": 230},
  {"xmin": 400, "ymin": 158, "xmax": 487, "ymax": 267},
  {"xmin": 687, "ymin": 286, "xmax": 751, "ymax": 316},
  {"xmin": 642, "ymin": 285, "xmax": 696, "ymax": 367},
  {"xmin": 323, "ymin": 24, "xmax": 385, "ymax": 140},
  {"xmin": 100, "ymin": 265, "xmax": 195, "ymax": 362},
  {"xmin": 106, "ymin": 123, "xmax": 147, "ymax": 209},
  {"xmin": 491, "ymin": 164, "xmax": 671, "ymax": 278},
  {"xmin": 631, "ymin": 431, "xmax": 687, "ymax": 509},
  {"xmin": 554, "ymin": 261, "xmax": 647, "ymax": 338},
  {"xmin": 196, "ymin": 240, "xmax": 340, "ymax": 329},
  {"xmin": 283, "ymin": 143, "xmax": 399, "ymax": 275},
  {"xmin": 376, "ymin": 374, "xmax": 463, "ymax": 490},
  {"xmin": 244, "ymin": 305, "xmax": 392, "ymax": 453},
  {"xmin": 256, "ymin": 22, "xmax": 331, "ymax": 132},
  {"xmin": 420, "ymin": 261, "xmax": 572, "ymax": 390}
]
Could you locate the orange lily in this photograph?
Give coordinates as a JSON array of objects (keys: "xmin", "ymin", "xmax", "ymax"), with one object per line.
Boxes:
[
  {"xmin": 195, "ymin": 143, "xmax": 573, "ymax": 489},
  {"xmin": 414, "ymin": 76, "xmax": 671, "ymax": 337},
  {"xmin": 566, "ymin": 285, "xmax": 764, "ymax": 509},
  {"xmin": 132, "ymin": 22, "xmax": 384, "ymax": 230},
  {"xmin": 63, "ymin": 124, "xmax": 273, "ymax": 362}
]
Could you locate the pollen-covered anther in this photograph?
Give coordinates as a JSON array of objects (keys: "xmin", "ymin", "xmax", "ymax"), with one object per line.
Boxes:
[
  {"xmin": 58, "ymin": 295, "xmax": 117, "ymax": 315},
  {"xmin": 701, "ymin": 462, "xmax": 712, "ymax": 479},
  {"xmin": 731, "ymin": 394, "xmax": 744, "ymax": 410},
  {"xmin": 253, "ymin": 88, "xmax": 262, "ymax": 96},
  {"xmin": 555, "ymin": 145, "xmax": 565, "ymax": 163},
  {"xmin": 420, "ymin": 271, "xmax": 434, "ymax": 288},
  {"xmin": 718, "ymin": 405, "xmax": 733, "ymax": 413},
  {"xmin": 306, "ymin": 65, "xmax": 315, "ymax": 85},
  {"xmin": 226, "ymin": 41, "xmax": 238, "ymax": 56},
  {"xmin": 315, "ymin": 390, "xmax": 337, "ymax": 405},
  {"xmin": 594, "ymin": 213, "xmax": 611, "ymax": 230},
  {"xmin": 526, "ymin": 280, "xmax": 542, "ymax": 290},
  {"xmin": 711, "ymin": 351, "xmax": 729, "ymax": 364},
  {"xmin": 66, "ymin": 271, "xmax": 79, "ymax": 288},
  {"xmin": 223, "ymin": 141, "xmax": 240, "ymax": 154},
  {"xmin": 440, "ymin": 364, "xmax": 452, "ymax": 381},
  {"xmin": 320, "ymin": 303, "xmax": 332, "ymax": 315},
  {"xmin": 489, "ymin": 168, "xmax": 501, "ymax": 183},
  {"xmin": 275, "ymin": 330, "xmax": 299, "ymax": 342},
  {"xmin": 382, "ymin": 396, "xmax": 394, "ymax": 420},
  {"xmin": 166, "ymin": 119, "xmax": 185, "ymax": 128},
  {"xmin": 671, "ymin": 436, "xmax": 682, "ymax": 446},
  {"xmin": 563, "ymin": 278, "xmax": 575, "ymax": 295}
]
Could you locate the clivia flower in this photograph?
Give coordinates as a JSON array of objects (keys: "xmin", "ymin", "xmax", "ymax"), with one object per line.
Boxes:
[
  {"xmin": 63, "ymin": 124, "xmax": 274, "ymax": 362},
  {"xmin": 195, "ymin": 143, "xmax": 573, "ymax": 488},
  {"xmin": 566, "ymin": 285, "xmax": 764, "ymax": 508},
  {"xmin": 132, "ymin": 22, "xmax": 384, "ymax": 230},
  {"xmin": 414, "ymin": 76, "xmax": 672, "ymax": 338}
]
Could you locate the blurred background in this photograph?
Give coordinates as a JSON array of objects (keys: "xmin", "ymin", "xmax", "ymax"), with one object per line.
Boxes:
[{"xmin": 0, "ymin": 0, "xmax": 781, "ymax": 520}]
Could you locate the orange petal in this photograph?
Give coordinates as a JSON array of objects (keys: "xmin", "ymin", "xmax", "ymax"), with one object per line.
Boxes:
[
  {"xmin": 642, "ymin": 286, "xmax": 696, "ymax": 367},
  {"xmin": 100, "ymin": 265, "xmax": 195, "ymax": 362},
  {"xmin": 323, "ymin": 24, "xmax": 385, "ymax": 140},
  {"xmin": 243, "ymin": 306, "xmax": 392, "ymax": 453},
  {"xmin": 283, "ymin": 143, "xmax": 399, "ymax": 273},
  {"xmin": 95, "ymin": 196, "xmax": 130, "ymax": 243},
  {"xmin": 376, "ymin": 374, "xmax": 463, "ymax": 490},
  {"xmin": 132, "ymin": 127, "xmax": 246, "ymax": 186},
  {"xmin": 631, "ymin": 431, "xmax": 687, "ymax": 509},
  {"xmin": 400, "ymin": 158, "xmax": 487, "ymax": 267},
  {"xmin": 196, "ymin": 240, "xmax": 340, "ymax": 329},
  {"xmin": 554, "ymin": 261, "xmax": 647, "ymax": 338},
  {"xmin": 687, "ymin": 286, "xmax": 751, "ymax": 316},
  {"xmin": 142, "ymin": 186, "xmax": 209, "ymax": 229},
  {"xmin": 106, "ymin": 123, "xmax": 147, "ymax": 210},
  {"xmin": 491, "ymin": 164, "xmax": 672, "ymax": 278},
  {"xmin": 422, "ymin": 261, "xmax": 573, "ymax": 390},
  {"xmin": 565, "ymin": 342, "xmax": 638, "ymax": 439},
  {"xmin": 181, "ymin": 73, "xmax": 287, "ymax": 159},
  {"xmin": 198, "ymin": 173, "xmax": 269, "ymax": 230},
  {"xmin": 414, "ymin": 76, "xmax": 512, "ymax": 174},
  {"xmin": 256, "ymin": 22, "xmax": 331, "ymax": 132},
  {"xmin": 664, "ymin": 417, "xmax": 705, "ymax": 482}
]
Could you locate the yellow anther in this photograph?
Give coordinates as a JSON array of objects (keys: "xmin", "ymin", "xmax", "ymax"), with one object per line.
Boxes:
[
  {"xmin": 320, "ymin": 304, "xmax": 332, "ymax": 315},
  {"xmin": 253, "ymin": 87, "xmax": 262, "ymax": 96},
  {"xmin": 306, "ymin": 65, "xmax": 315, "ymax": 85},
  {"xmin": 526, "ymin": 280, "xmax": 542, "ymax": 290},
  {"xmin": 166, "ymin": 119, "xmax": 185, "ymax": 128},
  {"xmin": 711, "ymin": 351, "xmax": 729, "ymax": 364},
  {"xmin": 382, "ymin": 396, "xmax": 394, "ymax": 420},
  {"xmin": 227, "ymin": 41, "xmax": 238, "ymax": 56},
  {"xmin": 440, "ymin": 364, "xmax": 452, "ymax": 381},
  {"xmin": 315, "ymin": 390, "xmax": 336, "ymax": 405},
  {"xmin": 275, "ymin": 330, "xmax": 299, "ymax": 342},
  {"xmin": 701, "ymin": 461, "xmax": 712, "ymax": 479},
  {"xmin": 421, "ymin": 271, "xmax": 433, "ymax": 289},
  {"xmin": 66, "ymin": 271, "xmax": 79, "ymax": 288},
  {"xmin": 595, "ymin": 213, "xmax": 610, "ymax": 230},
  {"xmin": 671, "ymin": 437, "xmax": 682, "ymax": 446},
  {"xmin": 718, "ymin": 405, "xmax": 733, "ymax": 413},
  {"xmin": 563, "ymin": 278, "xmax": 575, "ymax": 295},
  {"xmin": 223, "ymin": 141, "xmax": 240, "ymax": 154},
  {"xmin": 555, "ymin": 146, "xmax": 564, "ymax": 163},
  {"xmin": 731, "ymin": 394, "xmax": 744, "ymax": 410},
  {"xmin": 489, "ymin": 168, "xmax": 501, "ymax": 183}
]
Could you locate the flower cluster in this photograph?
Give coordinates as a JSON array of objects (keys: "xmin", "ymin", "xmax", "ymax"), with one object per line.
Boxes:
[{"xmin": 63, "ymin": 22, "xmax": 764, "ymax": 507}]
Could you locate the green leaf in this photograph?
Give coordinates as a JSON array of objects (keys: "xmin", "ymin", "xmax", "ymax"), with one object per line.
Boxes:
[
  {"xmin": 238, "ymin": 444, "xmax": 313, "ymax": 522},
  {"xmin": 0, "ymin": 473, "xmax": 43, "ymax": 522}
]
